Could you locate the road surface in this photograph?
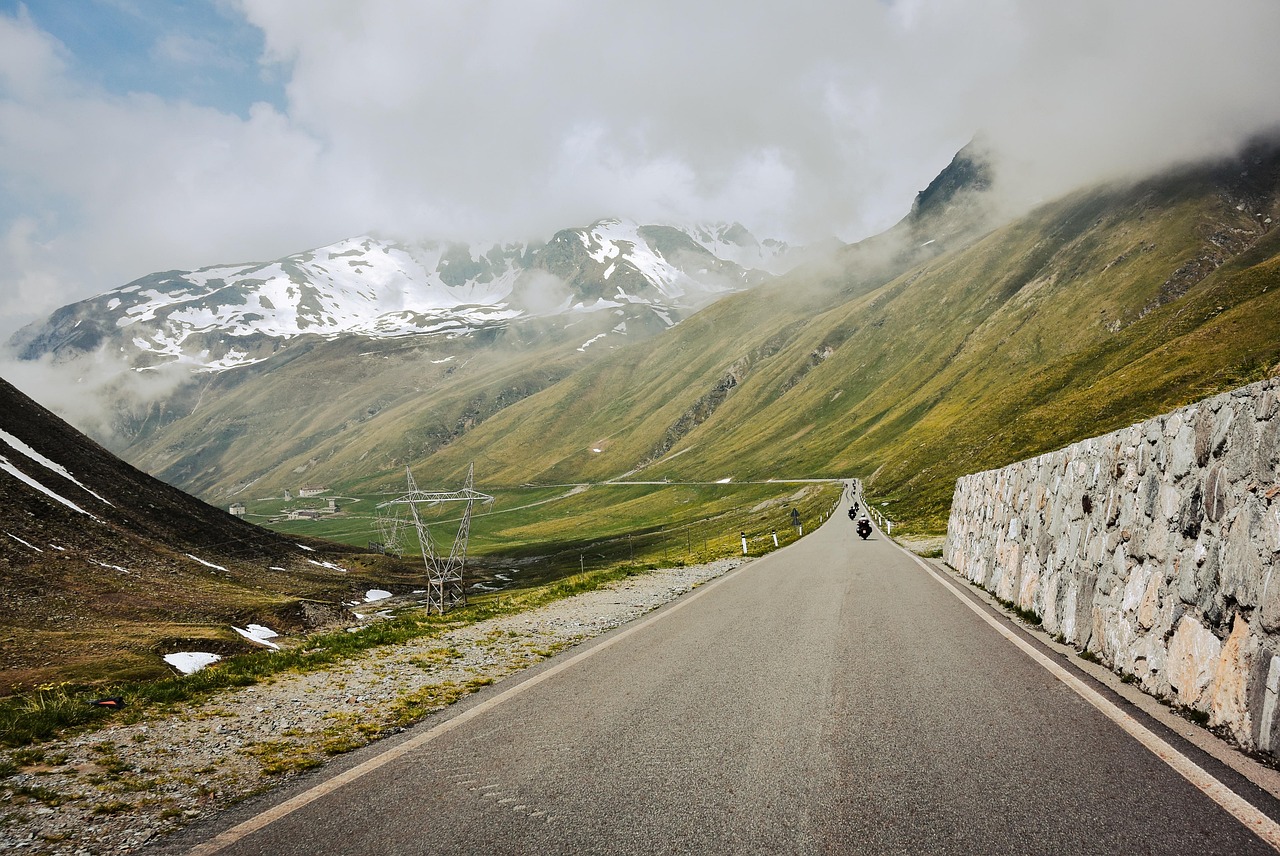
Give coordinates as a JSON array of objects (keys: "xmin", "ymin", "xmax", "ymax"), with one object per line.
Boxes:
[{"xmin": 169, "ymin": 484, "xmax": 1280, "ymax": 855}]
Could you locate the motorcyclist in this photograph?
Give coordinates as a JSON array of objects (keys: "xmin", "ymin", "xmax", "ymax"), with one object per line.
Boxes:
[{"xmin": 856, "ymin": 516, "xmax": 872, "ymax": 539}]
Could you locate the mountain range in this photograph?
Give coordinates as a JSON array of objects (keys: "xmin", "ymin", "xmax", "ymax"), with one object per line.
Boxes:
[
  {"xmin": 8, "ymin": 137, "xmax": 1280, "ymax": 547},
  {"xmin": 12, "ymin": 220, "xmax": 793, "ymax": 374}
]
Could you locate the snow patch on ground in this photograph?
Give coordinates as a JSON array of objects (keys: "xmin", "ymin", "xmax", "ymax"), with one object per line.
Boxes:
[
  {"xmin": 5, "ymin": 532, "xmax": 42, "ymax": 552},
  {"xmin": 186, "ymin": 554, "xmax": 229, "ymax": 572},
  {"xmin": 578, "ymin": 333, "xmax": 608, "ymax": 351},
  {"xmin": 164, "ymin": 652, "xmax": 221, "ymax": 674},
  {"xmin": 364, "ymin": 589, "xmax": 393, "ymax": 602},
  {"xmin": 0, "ymin": 456, "xmax": 100, "ymax": 520},
  {"xmin": 233, "ymin": 624, "xmax": 281, "ymax": 649},
  {"xmin": 0, "ymin": 428, "xmax": 112, "ymax": 505}
]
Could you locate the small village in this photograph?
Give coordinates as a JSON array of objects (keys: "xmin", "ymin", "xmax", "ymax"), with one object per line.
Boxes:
[{"xmin": 229, "ymin": 485, "xmax": 345, "ymax": 524}]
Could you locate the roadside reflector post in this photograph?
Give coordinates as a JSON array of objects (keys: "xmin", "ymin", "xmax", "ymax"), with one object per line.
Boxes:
[
  {"xmin": 741, "ymin": 531, "xmax": 748, "ymax": 555},
  {"xmin": 772, "ymin": 529, "xmax": 778, "ymax": 547}
]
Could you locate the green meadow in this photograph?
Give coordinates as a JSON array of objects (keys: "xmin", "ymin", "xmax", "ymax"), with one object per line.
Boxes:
[{"xmin": 257, "ymin": 480, "xmax": 846, "ymax": 588}]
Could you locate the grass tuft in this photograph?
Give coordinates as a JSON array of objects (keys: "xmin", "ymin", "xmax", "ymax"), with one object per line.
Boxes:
[{"xmin": 994, "ymin": 595, "xmax": 1042, "ymax": 626}]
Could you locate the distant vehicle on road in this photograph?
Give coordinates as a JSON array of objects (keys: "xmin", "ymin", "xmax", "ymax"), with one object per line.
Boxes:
[{"xmin": 856, "ymin": 517, "xmax": 872, "ymax": 539}]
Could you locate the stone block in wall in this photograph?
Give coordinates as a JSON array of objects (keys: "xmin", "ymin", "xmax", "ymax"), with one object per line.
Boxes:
[
  {"xmin": 1171, "ymin": 420, "xmax": 1197, "ymax": 481},
  {"xmin": 1205, "ymin": 465, "xmax": 1228, "ymax": 522},
  {"xmin": 1208, "ymin": 617, "xmax": 1256, "ymax": 746},
  {"xmin": 1195, "ymin": 414, "xmax": 1213, "ymax": 468},
  {"xmin": 1176, "ymin": 546, "xmax": 1201, "ymax": 606},
  {"xmin": 1259, "ymin": 412, "xmax": 1280, "ymax": 477},
  {"xmin": 1224, "ymin": 410, "xmax": 1258, "ymax": 484},
  {"xmin": 1253, "ymin": 656, "xmax": 1280, "ymax": 754},
  {"xmin": 1166, "ymin": 615, "xmax": 1221, "ymax": 707},
  {"xmin": 1211, "ymin": 407, "xmax": 1235, "ymax": 462},
  {"xmin": 1230, "ymin": 501, "xmax": 1266, "ymax": 596}
]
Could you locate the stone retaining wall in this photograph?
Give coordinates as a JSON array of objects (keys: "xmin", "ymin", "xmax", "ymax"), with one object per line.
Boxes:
[{"xmin": 944, "ymin": 378, "xmax": 1280, "ymax": 753}]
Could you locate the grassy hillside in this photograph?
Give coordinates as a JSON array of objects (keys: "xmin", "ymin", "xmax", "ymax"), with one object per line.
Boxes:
[
  {"xmin": 119, "ymin": 146, "xmax": 996, "ymax": 504},
  {"xmin": 126, "ymin": 319, "xmax": 597, "ymax": 498},
  {"xmin": 112, "ymin": 142, "xmax": 1280, "ymax": 551},
  {"xmin": 404, "ymin": 146, "xmax": 1280, "ymax": 535}
]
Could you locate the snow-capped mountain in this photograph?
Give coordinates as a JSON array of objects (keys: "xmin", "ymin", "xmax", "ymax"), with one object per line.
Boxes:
[{"xmin": 11, "ymin": 220, "xmax": 793, "ymax": 372}]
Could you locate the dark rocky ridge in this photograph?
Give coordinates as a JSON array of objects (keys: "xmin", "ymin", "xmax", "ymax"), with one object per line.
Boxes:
[{"xmin": 0, "ymin": 375, "xmax": 398, "ymax": 692}]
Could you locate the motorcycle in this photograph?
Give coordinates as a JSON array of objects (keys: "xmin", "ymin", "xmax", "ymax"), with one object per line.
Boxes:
[{"xmin": 856, "ymin": 518, "xmax": 872, "ymax": 540}]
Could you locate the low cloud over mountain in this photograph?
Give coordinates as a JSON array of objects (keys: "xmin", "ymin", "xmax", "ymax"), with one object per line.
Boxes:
[{"xmin": 3, "ymin": 1, "xmax": 1279, "ymax": 343}]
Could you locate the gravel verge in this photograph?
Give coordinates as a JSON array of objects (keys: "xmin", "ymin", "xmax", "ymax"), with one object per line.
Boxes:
[{"xmin": 0, "ymin": 558, "xmax": 745, "ymax": 855}]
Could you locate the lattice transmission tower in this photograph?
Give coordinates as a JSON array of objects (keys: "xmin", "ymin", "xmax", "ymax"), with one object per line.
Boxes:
[
  {"xmin": 375, "ymin": 464, "xmax": 494, "ymax": 614},
  {"xmin": 373, "ymin": 505, "xmax": 409, "ymax": 557}
]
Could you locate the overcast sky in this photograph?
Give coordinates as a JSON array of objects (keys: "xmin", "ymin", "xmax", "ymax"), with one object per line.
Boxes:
[{"xmin": 2, "ymin": 0, "xmax": 1279, "ymax": 340}]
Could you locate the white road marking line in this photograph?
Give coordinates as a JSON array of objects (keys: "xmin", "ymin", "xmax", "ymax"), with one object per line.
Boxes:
[
  {"xmin": 903, "ymin": 549, "xmax": 1280, "ymax": 852},
  {"xmin": 186, "ymin": 565, "xmax": 747, "ymax": 855}
]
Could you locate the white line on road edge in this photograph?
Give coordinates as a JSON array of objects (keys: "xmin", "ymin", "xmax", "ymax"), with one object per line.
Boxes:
[
  {"xmin": 903, "ymin": 550, "xmax": 1280, "ymax": 852},
  {"xmin": 186, "ymin": 566, "xmax": 748, "ymax": 856}
]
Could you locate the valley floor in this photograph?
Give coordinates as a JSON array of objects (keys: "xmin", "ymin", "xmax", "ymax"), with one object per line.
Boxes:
[{"xmin": 0, "ymin": 558, "xmax": 745, "ymax": 855}]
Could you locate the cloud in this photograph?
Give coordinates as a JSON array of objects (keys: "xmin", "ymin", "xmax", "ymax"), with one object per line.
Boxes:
[
  {"xmin": 0, "ymin": 347, "xmax": 192, "ymax": 448},
  {"xmin": 510, "ymin": 269, "xmax": 573, "ymax": 316},
  {"xmin": 2, "ymin": 0, "xmax": 1280, "ymax": 344}
]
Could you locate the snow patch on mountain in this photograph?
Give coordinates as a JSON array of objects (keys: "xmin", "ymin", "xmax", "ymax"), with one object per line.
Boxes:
[
  {"xmin": 118, "ymin": 237, "xmax": 524, "ymax": 349},
  {"xmin": 0, "ymin": 455, "xmax": 99, "ymax": 520},
  {"xmin": 0, "ymin": 427, "xmax": 111, "ymax": 504}
]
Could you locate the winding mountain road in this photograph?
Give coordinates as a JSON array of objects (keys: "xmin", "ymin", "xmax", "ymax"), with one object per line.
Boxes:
[{"xmin": 171, "ymin": 484, "xmax": 1280, "ymax": 855}]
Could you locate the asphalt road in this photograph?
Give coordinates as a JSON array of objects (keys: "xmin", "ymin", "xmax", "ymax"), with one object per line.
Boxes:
[{"xmin": 172, "ymin": 486, "xmax": 1280, "ymax": 855}]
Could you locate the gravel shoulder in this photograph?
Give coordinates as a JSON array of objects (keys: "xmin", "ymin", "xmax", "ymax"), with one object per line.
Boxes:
[{"xmin": 0, "ymin": 558, "xmax": 746, "ymax": 855}]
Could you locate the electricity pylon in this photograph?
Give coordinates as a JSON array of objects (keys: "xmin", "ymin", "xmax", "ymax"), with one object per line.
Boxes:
[
  {"xmin": 376, "ymin": 464, "xmax": 494, "ymax": 614},
  {"xmin": 374, "ymin": 505, "xmax": 408, "ymax": 557}
]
